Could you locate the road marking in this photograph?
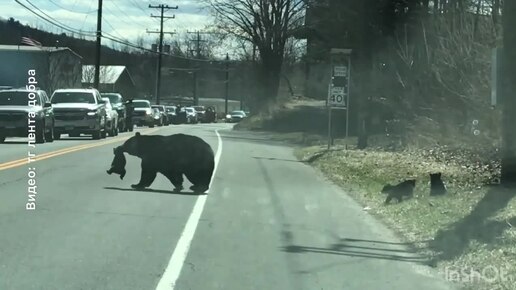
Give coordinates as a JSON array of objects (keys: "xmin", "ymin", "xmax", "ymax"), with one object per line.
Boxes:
[
  {"xmin": 155, "ymin": 129, "xmax": 223, "ymax": 290},
  {"xmin": 0, "ymin": 128, "xmax": 160, "ymax": 171}
]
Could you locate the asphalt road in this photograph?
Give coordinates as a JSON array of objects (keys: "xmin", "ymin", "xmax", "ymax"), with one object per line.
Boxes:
[{"xmin": 0, "ymin": 123, "xmax": 457, "ymax": 290}]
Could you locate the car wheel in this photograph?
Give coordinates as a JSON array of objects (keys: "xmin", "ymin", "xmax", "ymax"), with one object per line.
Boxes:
[
  {"xmin": 101, "ymin": 129, "xmax": 107, "ymax": 139},
  {"xmin": 35, "ymin": 122, "xmax": 46, "ymax": 144},
  {"xmin": 45, "ymin": 125, "xmax": 54, "ymax": 142},
  {"xmin": 92, "ymin": 130, "xmax": 101, "ymax": 140},
  {"xmin": 0, "ymin": 135, "xmax": 5, "ymax": 143},
  {"xmin": 54, "ymin": 132, "xmax": 61, "ymax": 140}
]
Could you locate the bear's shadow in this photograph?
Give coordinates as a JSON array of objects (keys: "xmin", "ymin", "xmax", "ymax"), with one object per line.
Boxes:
[{"xmin": 103, "ymin": 186, "xmax": 206, "ymax": 196}]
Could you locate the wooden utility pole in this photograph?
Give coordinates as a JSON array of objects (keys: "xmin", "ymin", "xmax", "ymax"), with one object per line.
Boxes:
[
  {"xmin": 148, "ymin": 4, "xmax": 177, "ymax": 105},
  {"xmin": 94, "ymin": 0, "xmax": 103, "ymax": 89},
  {"xmin": 225, "ymin": 53, "xmax": 229, "ymax": 116},
  {"xmin": 501, "ymin": 0, "xmax": 516, "ymax": 185}
]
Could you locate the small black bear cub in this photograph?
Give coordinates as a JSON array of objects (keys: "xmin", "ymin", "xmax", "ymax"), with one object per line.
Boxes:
[
  {"xmin": 429, "ymin": 172, "xmax": 447, "ymax": 196},
  {"xmin": 106, "ymin": 146, "xmax": 126, "ymax": 180},
  {"xmin": 382, "ymin": 179, "xmax": 416, "ymax": 204}
]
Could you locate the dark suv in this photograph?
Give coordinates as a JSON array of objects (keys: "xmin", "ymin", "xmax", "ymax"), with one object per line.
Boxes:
[
  {"xmin": 51, "ymin": 88, "xmax": 107, "ymax": 140},
  {"xmin": 0, "ymin": 88, "xmax": 55, "ymax": 143},
  {"xmin": 101, "ymin": 93, "xmax": 126, "ymax": 132}
]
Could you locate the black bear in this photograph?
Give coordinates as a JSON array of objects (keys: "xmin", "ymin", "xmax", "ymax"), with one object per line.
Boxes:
[
  {"xmin": 106, "ymin": 146, "xmax": 127, "ymax": 180},
  {"xmin": 117, "ymin": 132, "xmax": 215, "ymax": 193},
  {"xmin": 430, "ymin": 172, "xmax": 447, "ymax": 196},
  {"xmin": 381, "ymin": 179, "xmax": 416, "ymax": 204}
]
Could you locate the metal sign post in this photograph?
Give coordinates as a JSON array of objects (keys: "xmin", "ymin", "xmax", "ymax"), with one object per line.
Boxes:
[{"xmin": 327, "ymin": 48, "xmax": 352, "ymax": 150}]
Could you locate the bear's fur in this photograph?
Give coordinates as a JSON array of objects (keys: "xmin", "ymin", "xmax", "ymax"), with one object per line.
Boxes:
[
  {"xmin": 118, "ymin": 132, "xmax": 215, "ymax": 193},
  {"xmin": 430, "ymin": 172, "xmax": 447, "ymax": 196},
  {"xmin": 106, "ymin": 146, "xmax": 127, "ymax": 179},
  {"xmin": 382, "ymin": 179, "xmax": 416, "ymax": 204}
]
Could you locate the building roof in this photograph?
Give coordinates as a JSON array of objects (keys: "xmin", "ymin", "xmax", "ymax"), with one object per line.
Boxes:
[
  {"xmin": 82, "ymin": 65, "xmax": 135, "ymax": 85},
  {"xmin": 0, "ymin": 45, "xmax": 82, "ymax": 59}
]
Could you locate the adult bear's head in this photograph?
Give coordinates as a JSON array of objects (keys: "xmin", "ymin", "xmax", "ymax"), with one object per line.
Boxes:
[{"xmin": 121, "ymin": 132, "xmax": 143, "ymax": 156}]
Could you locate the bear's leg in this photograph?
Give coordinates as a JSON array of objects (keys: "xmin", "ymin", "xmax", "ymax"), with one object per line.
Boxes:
[
  {"xmin": 131, "ymin": 161, "xmax": 157, "ymax": 189},
  {"xmin": 187, "ymin": 169, "xmax": 212, "ymax": 193},
  {"xmin": 164, "ymin": 171, "xmax": 184, "ymax": 192}
]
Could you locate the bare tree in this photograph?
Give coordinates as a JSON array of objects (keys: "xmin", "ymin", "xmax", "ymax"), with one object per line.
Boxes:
[{"xmin": 203, "ymin": 0, "xmax": 306, "ymax": 111}]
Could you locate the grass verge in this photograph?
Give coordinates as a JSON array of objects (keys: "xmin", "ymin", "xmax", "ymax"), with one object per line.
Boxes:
[{"xmin": 294, "ymin": 145, "xmax": 515, "ymax": 290}]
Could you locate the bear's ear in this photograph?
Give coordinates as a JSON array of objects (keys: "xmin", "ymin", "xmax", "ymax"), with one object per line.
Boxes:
[{"xmin": 135, "ymin": 132, "xmax": 141, "ymax": 137}]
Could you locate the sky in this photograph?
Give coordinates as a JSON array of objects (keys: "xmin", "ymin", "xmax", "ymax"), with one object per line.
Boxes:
[{"xmin": 5, "ymin": 0, "xmax": 213, "ymax": 53}]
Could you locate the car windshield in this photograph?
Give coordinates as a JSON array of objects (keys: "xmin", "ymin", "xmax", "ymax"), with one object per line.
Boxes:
[
  {"xmin": 193, "ymin": 106, "xmax": 205, "ymax": 111},
  {"xmin": 166, "ymin": 106, "xmax": 176, "ymax": 112},
  {"xmin": 185, "ymin": 108, "xmax": 194, "ymax": 113},
  {"xmin": 51, "ymin": 92, "xmax": 95, "ymax": 104},
  {"xmin": 231, "ymin": 111, "xmax": 245, "ymax": 116},
  {"xmin": 102, "ymin": 93, "xmax": 123, "ymax": 105},
  {"xmin": 152, "ymin": 106, "xmax": 164, "ymax": 111},
  {"xmin": 0, "ymin": 91, "xmax": 40, "ymax": 106},
  {"xmin": 132, "ymin": 101, "xmax": 150, "ymax": 108}
]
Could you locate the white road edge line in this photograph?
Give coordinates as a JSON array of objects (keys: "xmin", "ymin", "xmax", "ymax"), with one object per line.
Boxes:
[{"xmin": 155, "ymin": 129, "xmax": 223, "ymax": 290}]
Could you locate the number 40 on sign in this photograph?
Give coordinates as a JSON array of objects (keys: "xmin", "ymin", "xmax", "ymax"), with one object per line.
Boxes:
[{"xmin": 329, "ymin": 87, "xmax": 346, "ymax": 107}]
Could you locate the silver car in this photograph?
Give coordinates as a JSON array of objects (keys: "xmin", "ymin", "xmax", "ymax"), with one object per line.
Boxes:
[
  {"xmin": 102, "ymin": 97, "xmax": 119, "ymax": 136},
  {"xmin": 51, "ymin": 88, "xmax": 107, "ymax": 140}
]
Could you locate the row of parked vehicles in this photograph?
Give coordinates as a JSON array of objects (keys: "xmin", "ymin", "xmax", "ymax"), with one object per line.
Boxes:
[{"xmin": 0, "ymin": 86, "xmax": 227, "ymax": 144}]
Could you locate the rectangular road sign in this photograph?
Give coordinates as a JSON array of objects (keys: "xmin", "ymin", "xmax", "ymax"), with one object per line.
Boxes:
[
  {"xmin": 334, "ymin": 66, "xmax": 348, "ymax": 77},
  {"xmin": 328, "ymin": 86, "xmax": 347, "ymax": 107}
]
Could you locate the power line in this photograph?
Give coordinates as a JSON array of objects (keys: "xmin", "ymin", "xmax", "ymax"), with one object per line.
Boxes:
[
  {"xmin": 15, "ymin": 0, "xmax": 221, "ymax": 62},
  {"xmin": 47, "ymin": 0, "xmax": 97, "ymax": 14},
  {"xmin": 15, "ymin": 0, "xmax": 96, "ymax": 37}
]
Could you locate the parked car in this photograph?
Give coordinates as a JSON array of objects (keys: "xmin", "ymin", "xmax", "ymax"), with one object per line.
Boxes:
[
  {"xmin": 130, "ymin": 99, "xmax": 154, "ymax": 127},
  {"xmin": 0, "ymin": 88, "xmax": 55, "ymax": 143},
  {"xmin": 101, "ymin": 97, "xmax": 119, "ymax": 136},
  {"xmin": 151, "ymin": 108, "xmax": 164, "ymax": 126},
  {"xmin": 151, "ymin": 105, "xmax": 169, "ymax": 125},
  {"xmin": 51, "ymin": 88, "xmax": 107, "ymax": 140},
  {"xmin": 203, "ymin": 106, "xmax": 217, "ymax": 123},
  {"xmin": 101, "ymin": 93, "xmax": 126, "ymax": 132},
  {"xmin": 165, "ymin": 105, "xmax": 177, "ymax": 124},
  {"xmin": 185, "ymin": 107, "xmax": 198, "ymax": 124},
  {"xmin": 193, "ymin": 106, "xmax": 206, "ymax": 122},
  {"xmin": 226, "ymin": 110, "xmax": 247, "ymax": 123}
]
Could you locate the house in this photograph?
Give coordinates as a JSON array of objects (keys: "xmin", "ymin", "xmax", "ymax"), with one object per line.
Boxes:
[
  {"xmin": 0, "ymin": 45, "xmax": 82, "ymax": 94},
  {"xmin": 82, "ymin": 65, "xmax": 136, "ymax": 99}
]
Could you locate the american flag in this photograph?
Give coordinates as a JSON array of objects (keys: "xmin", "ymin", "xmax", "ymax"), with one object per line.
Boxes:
[{"xmin": 20, "ymin": 36, "xmax": 42, "ymax": 47}]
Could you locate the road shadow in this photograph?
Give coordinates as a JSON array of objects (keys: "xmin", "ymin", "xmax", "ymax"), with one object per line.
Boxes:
[
  {"xmin": 282, "ymin": 237, "xmax": 431, "ymax": 264},
  {"xmin": 252, "ymin": 156, "xmax": 302, "ymax": 163},
  {"xmin": 0, "ymin": 141, "xmax": 26, "ymax": 144},
  {"xmin": 103, "ymin": 186, "xmax": 206, "ymax": 196},
  {"xmin": 428, "ymin": 185, "xmax": 516, "ymax": 264}
]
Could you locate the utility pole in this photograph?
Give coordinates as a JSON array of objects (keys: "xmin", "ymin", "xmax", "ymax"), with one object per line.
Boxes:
[
  {"xmin": 148, "ymin": 4, "xmax": 178, "ymax": 105},
  {"xmin": 94, "ymin": 0, "xmax": 103, "ymax": 89},
  {"xmin": 225, "ymin": 53, "xmax": 229, "ymax": 116},
  {"xmin": 187, "ymin": 30, "xmax": 210, "ymax": 59},
  {"xmin": 501, "ymin": 0, "xmax": 516, "ymax": 185}
]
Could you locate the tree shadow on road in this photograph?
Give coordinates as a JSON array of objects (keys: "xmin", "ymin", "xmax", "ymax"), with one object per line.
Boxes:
[
  {"xmin": 252, "ymin": 156, "xmax": 302, "ymax": 163},
  {"xmin": 282, "ymin": 238, "xmax": 431, "ymax": 264},
  {"xmin": 428, "ymin": 185, "xmax": 516, "ymax": 265},
  {"xmin": 103, "ymin": 186, "xmax": 205, "ymax": 196}
]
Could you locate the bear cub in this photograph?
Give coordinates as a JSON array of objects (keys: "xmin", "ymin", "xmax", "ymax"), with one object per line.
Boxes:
[
  {"xmin": 106, "ymin": 146, "xmax": 127, "ymax": 180},
  {"xmin": 430, "ymin": 172, "xmax": 447, "ymax": 196},
  {"xmin": 382, "ymin": 179, "xmax": 416, "ymax": 204}
]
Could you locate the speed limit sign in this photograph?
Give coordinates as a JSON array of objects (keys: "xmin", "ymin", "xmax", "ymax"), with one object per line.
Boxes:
[{"xmin": 329, "ymin": 87, "xmax": 346, "ymax": 107}]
